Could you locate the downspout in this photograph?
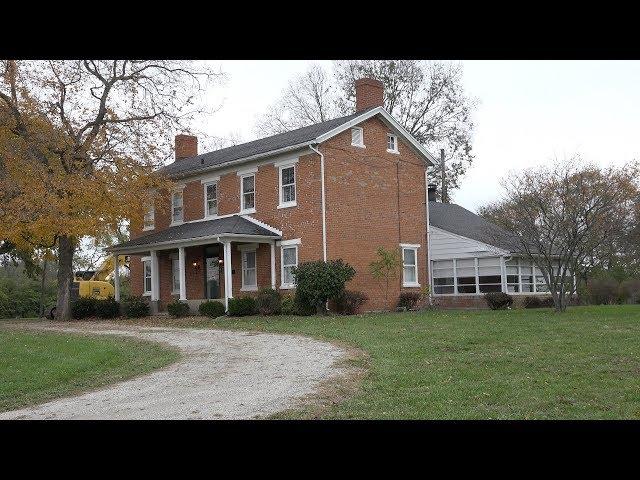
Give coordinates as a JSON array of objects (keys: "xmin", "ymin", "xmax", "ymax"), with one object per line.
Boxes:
[
  {"xmin": 425, "ymin": 169, "xmax": 433, "ymax": 304},
  {"xmin": 309, "ymin": 144, "xmax": 327, "ymax": 262}
]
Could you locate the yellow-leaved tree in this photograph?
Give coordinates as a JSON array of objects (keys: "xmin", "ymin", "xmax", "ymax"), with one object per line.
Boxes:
[{"xmin": 0, "ymin": 60, "xmax": 222, "ymax": 319}]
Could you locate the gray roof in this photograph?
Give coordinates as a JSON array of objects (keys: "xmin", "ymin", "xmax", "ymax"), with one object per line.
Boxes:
[
  {"xmin": 108, "ymin": 216, "xmax": 279, "ymax": 252},
  {"xmin": 162, "ymin": 107, "xmax": 376, "ymax": 178},
  {"xmin": 429, "ymin": 201, "xmax": 521, "ymax": 252}
]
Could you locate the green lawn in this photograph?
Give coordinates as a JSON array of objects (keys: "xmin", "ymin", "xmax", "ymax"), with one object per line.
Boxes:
[
  {"xmin": 0, "ymin": 329, "xmax": 180, "ymax": 413},
  {"xmin": 211, "ymin": 305, "xmax": 640, "ymax": 419}
]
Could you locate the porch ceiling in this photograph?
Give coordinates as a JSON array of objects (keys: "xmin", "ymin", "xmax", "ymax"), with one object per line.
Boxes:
[{"xmin": 107, "ymin": 215, "xmax": 281, "ymax": 254}]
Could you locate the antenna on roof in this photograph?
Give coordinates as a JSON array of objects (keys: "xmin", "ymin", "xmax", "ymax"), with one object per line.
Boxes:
[{"xmin": 440, "ymin": 148, "xmax": 448, "ymax": 204}]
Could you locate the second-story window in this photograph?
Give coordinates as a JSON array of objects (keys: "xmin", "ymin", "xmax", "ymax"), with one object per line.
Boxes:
[
  {"xmin": 171, "ymin": 189, "xmax": 183, "ymax": 224},
  {"xmin": 279, "ymin": 165, "xmax": 296, "ymax": 208},
  {"xmin": 387, "ymin": 134, "xmax": 398, "ymax": 153},
  {"xmin": 204, "ymin": 182, "xmax": 218, "ymax": 217},
  {"xmin": 241, "ymin": 174, "xmax": 255, "ymax": 213},
  {"xmin": 143, "ymin": 203, "xmax": 155, "ymax": 231}
]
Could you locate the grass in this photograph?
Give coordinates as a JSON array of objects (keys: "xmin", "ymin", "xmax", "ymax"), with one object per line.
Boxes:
[
  {"xmin": 207, "ymin": 305, "xmax": 640, "ymax": 419},
  {"xmin": 0, "ymin": 329, "xmax": 180, "ymax": 413}
]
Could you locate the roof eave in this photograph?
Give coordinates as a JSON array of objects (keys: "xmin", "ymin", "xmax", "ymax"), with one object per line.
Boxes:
[
  {"xmin": 166, "ymin": 141, "xmax": 315, "ymax": 180},
  {"xmin": 315, "ymin": 106, "xmax": 436, "ymax": 166}
]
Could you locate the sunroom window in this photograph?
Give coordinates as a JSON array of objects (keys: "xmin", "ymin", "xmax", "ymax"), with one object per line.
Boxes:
[
  {"xmin": 432, "ymin": 260, "xmax": 454, "ymax": 294},
  {"xmin": 455, "ymin": 258, "xmax": 477, "ymax": 294},
  {"xmin": 478, "ymin": 257, "xmax": 502, "ymax": 293}
]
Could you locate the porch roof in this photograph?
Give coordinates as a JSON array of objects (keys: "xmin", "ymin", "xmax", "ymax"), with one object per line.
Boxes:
[{"xmin": 107, "ymin": 215, "xmax": 281, "ymax": 254}]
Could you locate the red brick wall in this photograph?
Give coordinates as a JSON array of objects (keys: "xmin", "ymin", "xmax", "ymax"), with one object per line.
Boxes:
[
  {"xmin": 129, "ymin": 115, "xmax": 429, "ymax": 312},
  {"xmin": 321, "ymin": 116, "xmax": 428, "ymax": 311}
]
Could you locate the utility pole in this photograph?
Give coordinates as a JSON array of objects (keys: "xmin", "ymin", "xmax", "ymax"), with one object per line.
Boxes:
[{"xmin": 440, "ymin": 148, "xmax": 447, "ymax": 203}]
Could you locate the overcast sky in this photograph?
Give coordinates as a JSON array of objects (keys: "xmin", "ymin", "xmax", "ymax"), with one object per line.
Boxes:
[{"xmin": 196, "ymin": 60, "xmax": 640, "ymax": 212}]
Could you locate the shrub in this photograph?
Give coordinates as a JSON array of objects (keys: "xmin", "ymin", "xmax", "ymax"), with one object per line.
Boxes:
[
  {"xmin": 397, "ymin": 292, "xmax": 421, "ymax": 311},
  {"xmin": 228, "ymin": 296, "xmax": 257, "ymax": 316},
  {"xmin": 167, "ymin": 299, "xmax": 190, "ymax": 317},
  {"xmin": 71, "ymin": 296, "xmax": 97, "ymax": 319},
  {"xmin": 522, "ymin": 296, "xmax": 555, "ymax": 309},
  {"xmin": 620, "ymin": 278, "xmax": 640, "ymax": 304},
  {"xmin": 122, "ymin": 296, "xmax": 149, "ymax": 318},
  {"xmin": 280, "ymin": 295, "xmax": 298, "ymax": 316},
  {"xmin": 198, "ymin": 300, "xmax": 226, "ymax": 318},
  {"xmin": 335, "ymin": 290, "xmax": 368, "ymax": 315},
  {"xmin": 294, "ymin": 291, "xmax": 318, "ymax": 316},
  {"xmin": 484, "ymin": 292, "xmax": 513, "ymax": 310},
  {"xmin": 95, "ymin": 296, "xmax": 120, "ymax": 319},
  {"xmin": 256, "ymin": 288, "xmax": 282, "ymax": 315},
  {"xmin": 292, "ymin": 259, "xmax": 356, "ymax": 315},
  {"xmin": 587, "ymin": 276, "xmax": 620, "ymax": 304}
]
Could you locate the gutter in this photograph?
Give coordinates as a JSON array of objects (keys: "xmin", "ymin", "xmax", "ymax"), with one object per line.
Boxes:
[
  {"xmin": 309, "ymin": 144, "xmax": 327, "ymax": 262},
  {"xmin": 425, "ymin": 169, "xmax": 432, "ymax": 298}
]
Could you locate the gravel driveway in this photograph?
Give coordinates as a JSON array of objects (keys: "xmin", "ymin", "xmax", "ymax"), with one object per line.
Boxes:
[{"xmin": 0, "ymin": 322, "xmax": 347, "ymax": 420}]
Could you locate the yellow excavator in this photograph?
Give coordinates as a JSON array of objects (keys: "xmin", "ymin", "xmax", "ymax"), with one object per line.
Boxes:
[{"xmin": 47, "ymin": 256, "xmax": 129, "ymax": 319}]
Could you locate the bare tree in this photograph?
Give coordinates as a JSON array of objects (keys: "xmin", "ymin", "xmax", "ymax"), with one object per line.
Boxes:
[
  {"xmin": 479, "ymin": 157, "xmax": 639, "ymax": 312},
  {"xmin": 255, "ymin": 64, "xmax": 341, "ymax": 135},
  {"xmin": 0, "ymin": 60, "xmax": 224, "ymax": 320},
  {"xmin": 255, "ymin": 61, "xmax": 477, "ymax": 200}
]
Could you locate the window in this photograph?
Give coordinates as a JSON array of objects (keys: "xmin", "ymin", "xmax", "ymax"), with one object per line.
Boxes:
[
  {"xmin": 455, "ymin": 258, "xmax": 476, "ymax": 293},
  {"xmin": 143, "ymin": 260, "xmax": 152, "ymax": 295},
  {"xmin": 171, "ymin": 189, "xmax": 184, "ymax": 224},
  {"xmin": 143, "ymin": 203, "xmax": 155, "ymax": 231},
  {"xmin": 505, "ymin": 258, "xmax": 566, "ymax": 294},
  {"xmin": 241, "ymin": 250, "xmax": 257, "ymax": 290},
  {"xmin": 204, "ymin": 182, "xmax": 218, "ymax": 217},
  {"xmin": 387, "ymin": 134, "xmax": 398, "ymax": 153},
  {"xmin": 478, "ymin": 257, "xmax": 502, "ymax": 293},
  {"xmin": 432, "ymin": 259, "xmax": 454, "ymax": 294},
  {"xmin": 401, "ymin": 245, "xmax": 419, "ymax": 287},
  {"xmin": 241, "ymin": 174, "xmax": 255, "ymax": 213},
  {"xmin": 279, "ymin": 165, "xmax": 296, "ymax": 208},
  {"xmin": 281, "ymin": 245, "xmax": 298, "ymax": 288},
  {"xmin": 171, "ymin": 256, "xmax": 180, "ymax": 294},
  {"xmin": 351, "ymin": 127, "xmax": 364, "ymax": 147}
]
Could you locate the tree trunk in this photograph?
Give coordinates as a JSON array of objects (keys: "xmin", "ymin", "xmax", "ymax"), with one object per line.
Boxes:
[
  {"xmin": 55, "ymin": 235, "xmax": 75, "ymax": 321},
  {"xmin": 39, "ymin": 258, "xmax": 48, "ymax": 318}
]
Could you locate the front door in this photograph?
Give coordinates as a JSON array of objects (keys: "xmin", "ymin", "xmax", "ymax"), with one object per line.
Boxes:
[{"xmin": 205, "ymin": 256, "xmax": 220, "ymax": 299}]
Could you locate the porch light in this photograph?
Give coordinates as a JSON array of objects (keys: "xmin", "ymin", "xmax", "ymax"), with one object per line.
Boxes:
[{"xmin": 218, "ymin": 258, "xmax": 224, "ymax": 265}]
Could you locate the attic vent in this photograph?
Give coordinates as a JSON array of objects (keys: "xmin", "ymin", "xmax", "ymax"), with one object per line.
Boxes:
[{"xmin": 351, "ymin": 127, "xmax": 364, "ymax": 147}]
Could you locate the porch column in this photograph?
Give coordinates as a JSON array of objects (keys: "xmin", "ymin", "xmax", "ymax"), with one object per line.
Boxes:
[
  {"xmin": 500, "ymin": 256, "xmax": 507, "ymax": 293},
  {"xmin": 178, "ymin": 246, "xmax": 187, "ymax": 301},
  {"xmin": 270, "ymin": 241, "xmax": 276, "ymax": 289},
  {"xmin": 223, "ymin": 240, "xmax": 232, "ymax": 310},
  {"xmin": 150, "ymin": 250, "xmax": 159, "ymax": 301},
  {"xmin": 113, "ymin": 254, "xmax": 120, "ymax": 301}
]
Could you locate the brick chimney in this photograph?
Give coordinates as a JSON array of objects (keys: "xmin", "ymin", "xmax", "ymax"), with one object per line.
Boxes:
[
  {"xmin": 175, "ymin": 134, "xmax": 198, "ymax": 160},
  {"xmin": 355, "ymin": 78, "xmax": 384, "ymax": 112}
]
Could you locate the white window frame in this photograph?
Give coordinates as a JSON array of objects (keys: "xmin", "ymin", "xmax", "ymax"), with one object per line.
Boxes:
[
  {"xmin": 278, "ymin": 163, "xmax": 297, "ymax": 209},
  {"xmin": 171, "ymin": 255, "xmax": 180, "ymax": 295},
  {"xmin": 351, "ymin": 127, "xmax": 365, "ymax": 148},
  {"xmin": 142, "ymin": 257, "xmax": 152, "ymax": 296},
  {"xmin": 143, "ymin": 203, "xmax": 155, "ymax": 231},
  {"xmin": 239, "ymin": 246, "xmax": 258, "ymax": 291},
  {"xmin": 279, "ymin": 239, "xmax": 300, "ymax": 289},
  {"xmin": 240, "ymin": 172, "xmax": 256, "ymax": 214},
  {"xmin": 171, "ymin": 187, "xmax": 184, "ymax": 225},
  {"xmin": 387, "ymin": 133, "xmax": 399, "ymax": 154},
  {"xmin": 203, "ymin": 180, "xmax": 218, "ymax": 218},
  {"xmin": 400, "ymin": 244, "xmax": 420, "ymax": 288}
]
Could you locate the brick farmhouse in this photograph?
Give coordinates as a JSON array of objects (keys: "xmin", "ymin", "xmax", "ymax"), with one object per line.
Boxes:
[
  {"xmin": 108, "ymin": 78, "xmax": 433, "ymax": 313},
  {"xmin": 108, "ymin": 78, "xmax": 558, "ymax": 312}
]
